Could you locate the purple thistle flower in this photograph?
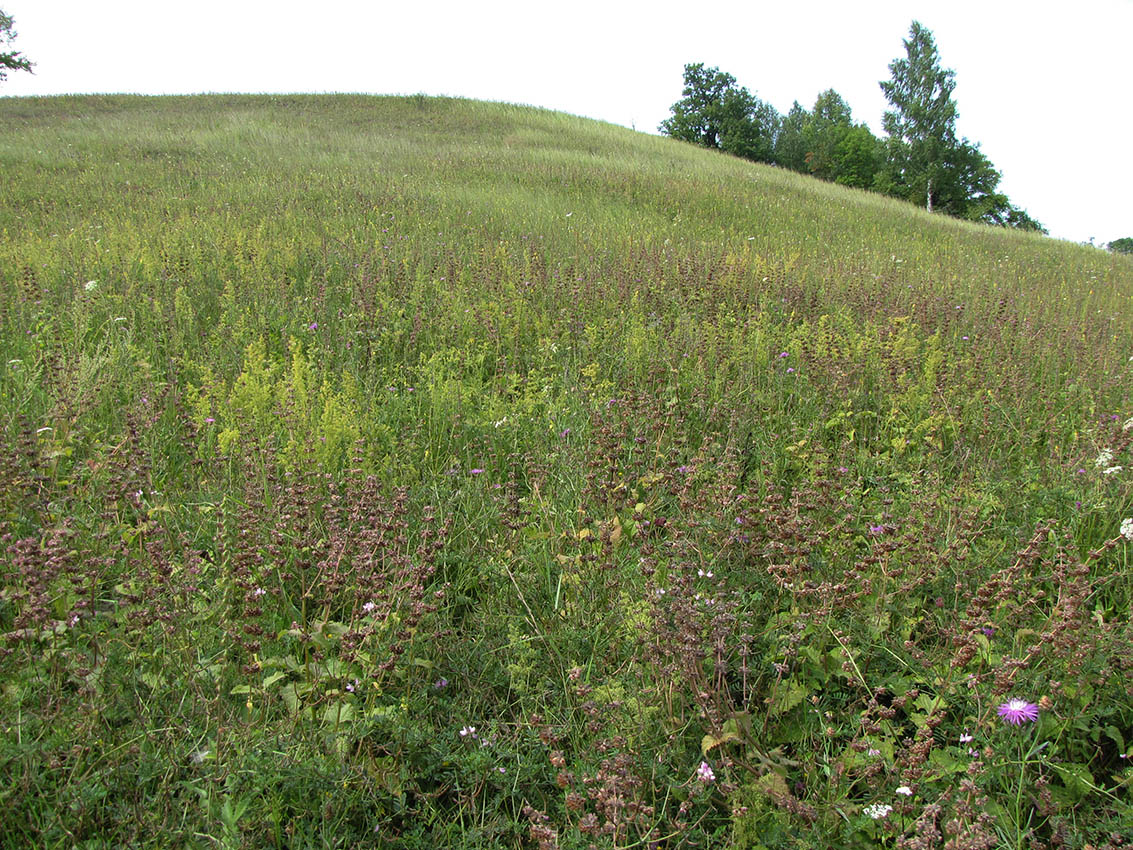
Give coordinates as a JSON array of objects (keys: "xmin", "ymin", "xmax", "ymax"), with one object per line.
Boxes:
[{"xmin": 997, "ymin": 699, "xmax": 1040, "ymax": 725}]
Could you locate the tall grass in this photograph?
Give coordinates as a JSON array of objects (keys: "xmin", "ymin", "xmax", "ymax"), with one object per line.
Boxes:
[{"xmin": 1, "ymin": 94, "xmax": 1131, "ymax": 849}]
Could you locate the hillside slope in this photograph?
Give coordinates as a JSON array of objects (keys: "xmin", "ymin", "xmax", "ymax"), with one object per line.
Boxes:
[{"xmin": 1, "ymin": 95, "xmax": 1131, "ymax": 848}]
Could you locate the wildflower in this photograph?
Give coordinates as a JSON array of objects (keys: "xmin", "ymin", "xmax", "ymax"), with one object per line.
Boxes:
[
  {"xmin": 869, "ymin": 525, "xmax": 884, "ymax": 535},
  {"xmin": 459, "ymin": 726, "xmax": 477, "ymax": 738},
  {"xmin": 470, "ymin": 468, "xmax": 484, "ymax": 475},
  {"xmin": 1103, "ymin": 466, "xmax": 1123, "ymax": 475},
  {"xmin": 1122, "ymin": 518, "xmax": 1133, "ymax": 541},
  {"xmin": 1096, "ymin": 448, "xmax": 1115, "ymax": 468},
  {"xmin": 786, "ymin": 367, "xmax": 795, "ymax": 373},
  {"xmin": 959, "ymin": 733, "xmax": 974, "ymax": 744},
  {"xmin": 362, "ymin": 601, "xmax": 376, "ymax": 613},
  {"xmin": 204, "ymin": 417, "xmax": 215, "ymax": 424},
  {"xmin": 433, "ymin": 677, "xmax": 448, "ymax": 689},
  {"xmin": 779, "ymin": 351, "xmax": 789, "ymax": 358},
  {"xmin": 981, "ymin": 626, "xmax": 996, "ymax": 638},
  {"xmin": 997, "ymin": 699, "xmax": 1040, "ymax": 725},
  {"xmin": 1124, "ymin": 417, "xmax": 1133, "ymax": 431},
  {"xmin": 864, "ymin": 803, "xmax": 893, "ymax": 820},
  {"xmin": 895, "ymin": 785, "xmax": 913, "ymax": 796},
  {"xmin": 84, "ymin": 280, "xmax": 98, "ymax": 291},
  {"xmin": 867, "ymin": 748, "xmax": 881, "ymax": 757},
  {"xmin": 696, "ymin": 761, "xmax": 715, "ymax": 783}
]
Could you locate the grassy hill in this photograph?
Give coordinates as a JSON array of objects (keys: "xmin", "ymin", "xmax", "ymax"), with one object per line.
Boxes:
[{"xmin": 1, "ymin": 94, "xmax": 1131, "ymax": 849}]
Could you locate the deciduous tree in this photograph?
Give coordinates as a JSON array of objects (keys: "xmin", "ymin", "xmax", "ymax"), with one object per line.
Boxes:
[
  {"xmin": 0, "ymin": 9, "xmax": 33, "ymax": 83},
  {"xmin": 879, "ymin": 21, "xmax": 958, "ymax": 212},
  {"xmin": 660, "ymin": 63, "xmax": 780, "ymax": 164}
]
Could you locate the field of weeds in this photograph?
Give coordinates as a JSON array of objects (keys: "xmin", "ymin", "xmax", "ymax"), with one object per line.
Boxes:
[{"xmin": 1, "ymin": 94, "xmax": 1131, "ymax": 849}]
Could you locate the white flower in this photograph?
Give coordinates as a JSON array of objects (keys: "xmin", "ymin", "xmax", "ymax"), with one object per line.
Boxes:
[
  {"xmin": 863, "ymin": 803, "xmax": 893, "ymax": 820},
  {"xmin": 84, "ymin": 280, "xmax": 98, "ymax": 291},
  {"xmin": 696, "ymin": 761, "xmax": 715, "ymax": 783},
  {"xmin": 1103, "ymin": 466, "xmax": 1123, "ymax": 475},
  {"xmin": 1096, "ymin": 449, "xmax": 1115, "ymax": 468},
  {"xmin": 1123, "ymin": 417, "xmax": 1133, "ymax": 431},
  {"xmin": 895, "ymin": 785, "xmax": 913, "ymax": 796},
  {"xmin": 1121, "ymin": 518, "xmax": 1133, "ymax": 541},
  {"xmin": 959, "ymin": 733, "xmax": 974, "ymax": 744},
  {"xmin": 459, "ymin": 726, "xmax": 477, "ymax": 738}
]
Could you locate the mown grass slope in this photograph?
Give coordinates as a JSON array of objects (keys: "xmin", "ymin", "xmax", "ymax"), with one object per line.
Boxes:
[{"xmin": 1, "ymin": 94, "xmax": 1131, "ymax": 849}]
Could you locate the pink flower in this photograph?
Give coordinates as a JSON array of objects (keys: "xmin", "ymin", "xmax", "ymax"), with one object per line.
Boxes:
[
  {"xmin": 696, "ymin": 761, "xmax": 715, "ymax": 783},
  {"xmin": 997, "ymin": 699, "xmax": 1039, "ymax": 725}
]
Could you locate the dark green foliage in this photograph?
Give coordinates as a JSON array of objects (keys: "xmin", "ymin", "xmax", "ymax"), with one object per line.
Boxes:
[
  {"xmin": 878, "ymin": 21, "xmax": 1045, "ymax": 232},
  {"xmin": 1109, "ymin": 237, "xmax": 1133, "ymax": 254},
  {"xmin": 773, "ymin": 101, "xmax": 810, "ymax": 172},
  {"xmin": 879, "ymin": 21, "xmax": 960, "ymax": 212},
  {"xmin": 832, "ymin": 124, "xmax": 884, "ymax": 189},
  {"xmin": 0, "ymin": 9, "xmax": 32, "ymax": 82},
  {"xmin": 664, "ymin": 22, "xmax": 1043, "ymax": 233},
  {"xmin": 660, "ymin": 63, "xmax": 780, "ymax": 164}
]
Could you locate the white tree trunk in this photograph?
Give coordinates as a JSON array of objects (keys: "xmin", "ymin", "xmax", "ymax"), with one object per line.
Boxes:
[{"xmin": 926, "ymin": 176, "xmax": 933, "ymax": 213}]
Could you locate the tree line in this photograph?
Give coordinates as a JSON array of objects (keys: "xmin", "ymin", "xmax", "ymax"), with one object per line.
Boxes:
[{"xmin": 660, "ymin": 22, "xmax": 1046, "ymax": 233}]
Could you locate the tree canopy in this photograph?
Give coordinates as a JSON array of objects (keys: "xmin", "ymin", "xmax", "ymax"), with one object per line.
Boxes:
[
  {"xmin": 879, "ymin": 21, "xmax": 957, "ymax": 213},
  {"xmin": 0, "ymin": 9, "xmax": 33, "ymax": 83},
  {"xmin": 659, "ymin": 64, "xmax": 779, "ymax": 164},
  {"xmin": 660, "ymin": 23, "xmax": 1045, "ymax": 234}
]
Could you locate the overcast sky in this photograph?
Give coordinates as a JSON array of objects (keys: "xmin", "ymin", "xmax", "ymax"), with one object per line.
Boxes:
[{"xmin": 3, "ymin": 0, "xmax": 1131, "ymax": 245}]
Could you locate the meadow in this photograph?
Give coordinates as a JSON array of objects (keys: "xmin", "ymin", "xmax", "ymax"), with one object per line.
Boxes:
[{"xmin": 0, "ymin": 94, "xmax": 1131, "ymax": 849}]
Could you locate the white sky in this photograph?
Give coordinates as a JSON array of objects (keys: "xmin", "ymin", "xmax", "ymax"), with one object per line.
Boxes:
[{"xmin": 3, "ymin": 0, "xmax": 1131, "ymax": 245}]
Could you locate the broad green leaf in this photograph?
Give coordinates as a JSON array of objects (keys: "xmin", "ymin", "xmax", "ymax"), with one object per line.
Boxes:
[{"xmin": 262, "ymin": 671, "xmax": 288, "ymax": 689}]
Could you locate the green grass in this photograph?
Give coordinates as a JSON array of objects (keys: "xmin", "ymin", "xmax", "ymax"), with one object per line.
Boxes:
[{"xmin": 1, "ymin": 93, "xmax": 1131, "ymax": 849}]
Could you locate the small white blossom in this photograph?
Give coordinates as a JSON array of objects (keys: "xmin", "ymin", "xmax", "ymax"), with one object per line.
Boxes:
[
  {"xmin": 1121, "ymin": 518, "xmax": 1133, "ymax": 541},
  {"xmin": 1103, "ymin": 466, "xmax": 1123, "ymax": 475},
  {"xmin": 864, "ymin": 803, "xmax": 893, "ymax": 820},
  {"xmin": 84, "ymin": 280, "xmax": 99, "ymax": 291},
  {"xmin": 459, "ymin": 726, "xmax": 477, "ymax": 738},
  {"xmin": 1096, "ymin": 448, "xmax": 1115, "ymax": 468},
  {"xmin": 1123, "ymin": 417, "xmax": 1133, "ymax": 431},
  {"xmin": 895, "ymin": 785, "xmax": 913, "ymax": 796}
]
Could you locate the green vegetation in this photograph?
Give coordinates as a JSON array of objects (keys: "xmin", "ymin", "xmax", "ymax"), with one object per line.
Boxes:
[
  {"xmin": 0, "ymin": 7, "xmax": 33, "ymax": 83},
  {"xmin": 1, "ymin": 93, "xmax": 1132, "ymax": 849},
  {"xmin": 662, "ymin": 22, "xmax": 1046, "ymax": 233}
]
